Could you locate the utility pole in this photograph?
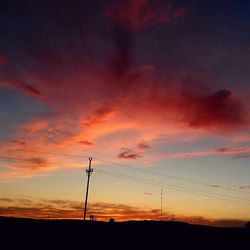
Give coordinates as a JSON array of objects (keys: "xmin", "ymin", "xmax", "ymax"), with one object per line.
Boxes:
[
  {"xmin": 83, "ymin": 157, "xmax": 93, "ymax": 221},
  {"xmin": 160, "ymin": 188, "xmax": 163, "ymax": 221}
]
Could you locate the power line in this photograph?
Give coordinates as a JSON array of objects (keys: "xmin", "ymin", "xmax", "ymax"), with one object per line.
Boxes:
[
  {"xmin": 7, "ymin": 148, "xmax": 250, "ymax": 194},
  {"xmin": 93, "ymin": 157, "xmax": 250, "ymax": 195},
  {"xmin": 1, "ymin": 156, "xmax": 250, "ymax": 203},
  {"xmin": 94, "ymin": 169, "xmax": 250, "ymax": 205},
  {"xmin": 0, "ymin": 156, "xmax": 250, "ymax": 201}
]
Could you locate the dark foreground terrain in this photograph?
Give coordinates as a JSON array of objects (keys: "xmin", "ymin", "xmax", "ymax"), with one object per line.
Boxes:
[{"xmin": 1, "ymin": 217, "xmax": 249, "ymax": 249}]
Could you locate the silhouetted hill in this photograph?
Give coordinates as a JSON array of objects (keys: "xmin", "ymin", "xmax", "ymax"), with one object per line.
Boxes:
[{"xmin": 1, "ymin": 217, "xmax": 249, "ymax": 249}]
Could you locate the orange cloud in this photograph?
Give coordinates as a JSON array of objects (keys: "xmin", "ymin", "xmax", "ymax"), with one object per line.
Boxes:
[
  {"xmin": 0, "ymin": 198, "xmax": 246, "ymax": 227},
  {"xmin": 84, "ymin": 105, "xmax": 115, "ymax": 127},
  {"xmin": 79, "ymin": 140, "xmax": 94, "ymax": 146}
]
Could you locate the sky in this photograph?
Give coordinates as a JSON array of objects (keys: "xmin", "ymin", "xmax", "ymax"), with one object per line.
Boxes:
[{"xmin": 0, "ymin": 0, "xmax": 250, "ymax": 227}]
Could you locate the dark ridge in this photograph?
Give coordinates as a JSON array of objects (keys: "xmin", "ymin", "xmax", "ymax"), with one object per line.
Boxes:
[{"xmin": 1, "ymin": 216, "xmax": 249, "ymax": 249}]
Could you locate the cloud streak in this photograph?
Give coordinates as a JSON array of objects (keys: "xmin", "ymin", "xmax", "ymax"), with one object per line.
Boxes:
[{"xmin": 158, "ymin": 146, "xmax": 250, "ymax": 160}]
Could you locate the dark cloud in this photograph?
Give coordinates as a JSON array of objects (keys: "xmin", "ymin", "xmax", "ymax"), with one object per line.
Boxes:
[
  {"xmin": 105, "ymin": 0, "xmax": 188, "ymax": 31},
  {"xmin": 17, "ymin": 83, "xmax": 42, "ymax": 97},
  {"xmin": 216, "ymin": 147, "xmax": 248, "ymax": 154},
  {"xmin": 216, "ymin": 147, "xmax": 229, "ymax": 153},
  {"xmin": 11, "ymin": 140, "xmax": 26, "ymax": 146},
  {"xmin": 79, "ymin": 140, "xmax": 94, "ymax": 146},
  {"xmin": 27, "ymin": 157, "xmax": 47, "ymax": 165},
  {"xmin": 181, "ymin": 89, "xmax": 247, "ymax": 130},
  {"xmin": 118, "ymin": 148, "xmax": 142, "ymax": 159},
  {"xmin": 233, "ymin": 154, "xmax": 250, "ymax": 160},
  {"xmin": 209, "ymin": 185, "xmax": 221, "ymax": 188},
  {"xmin": 138, "ymin": 143, "xmax": 151, "ymax": 150},
  {"xmin": 12, "ymin": 157, "xmax": 51, "ymax": 170},
  {"xmin": 214, "ymin": 147, "xmax": 250, "ymax": 159}
]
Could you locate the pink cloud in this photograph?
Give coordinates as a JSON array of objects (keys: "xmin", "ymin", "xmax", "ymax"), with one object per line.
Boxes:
[
  {"xmin": 239, "ymin": 186, "xmax": 250, "ymax": 190},
  {"xmin": 156, "ymin": 147, "xmax": 250, "ymax": 160}
]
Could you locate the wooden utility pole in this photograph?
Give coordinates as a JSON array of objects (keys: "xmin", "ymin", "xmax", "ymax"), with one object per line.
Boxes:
[
  {"xmin": 160, "ymin": 188, "xmax": 163, "ymax": 221},
  {"xmin": 83, "ymin": 157, "xmax": 93, "ymax": 221}
]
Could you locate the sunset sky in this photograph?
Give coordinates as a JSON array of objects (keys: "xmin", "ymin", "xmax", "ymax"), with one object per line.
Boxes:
[{"xmin": 0, "ymin": 0, "xmax": 250, "ymax": 227}]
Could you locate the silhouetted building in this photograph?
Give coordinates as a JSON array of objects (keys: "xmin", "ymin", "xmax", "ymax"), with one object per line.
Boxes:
[{"xmin": 90, "ymin": 215, "xmax": 95, "ymax": 221}]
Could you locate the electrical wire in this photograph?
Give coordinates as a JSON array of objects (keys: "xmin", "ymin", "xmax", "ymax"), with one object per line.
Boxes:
[
  {"xmin": 1, "ymin": 154, "xmax": 250, "ymax": 204},
  {"xmin": 11, "ymin": 148, "xmax": 250, "ymax": 194}
]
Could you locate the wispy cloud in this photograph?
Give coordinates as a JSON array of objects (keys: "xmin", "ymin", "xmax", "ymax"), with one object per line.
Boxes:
[
  {"xmin": 238, "ymin": 186, "xmax": 250, "ymax": 190},
  {"xmin": 158, "ymin": 146, "xmax": 250, "ymax": 160},
  {"xmin": 209, "ymin": 185, "xmax": 221, "ymax": 188},
  {"xmin": 143, "ymin": 192, "xmax": 153, "ymax": 196}
]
